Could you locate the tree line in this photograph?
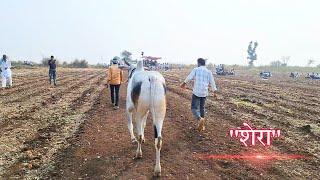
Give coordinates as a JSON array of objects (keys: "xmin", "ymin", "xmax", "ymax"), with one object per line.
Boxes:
[
  {"xmin": 270, "ymin": 56, "xmax": 320, "ymax": 67},
  {"xmin": 12, "ymin": 58, "xmax": 89, "ymax": 68},
  {"xmin": 41, "ymin": 58, "xmax": 89, "ymax": 68}
]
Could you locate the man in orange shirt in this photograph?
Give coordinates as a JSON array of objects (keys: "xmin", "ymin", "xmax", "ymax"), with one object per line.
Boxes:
[{"xmin": 107, "ymin": 58, "xmax": 123, "ymax": 109}]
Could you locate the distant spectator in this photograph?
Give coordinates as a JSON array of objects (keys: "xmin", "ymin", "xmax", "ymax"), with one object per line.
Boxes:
[
  {"xmin": 0, "ymin": 54, "xmax": 13, "ymax": 90},
  {"xmin": 48, "ymin": 55, "xmax": 57, "ymax": 86}
]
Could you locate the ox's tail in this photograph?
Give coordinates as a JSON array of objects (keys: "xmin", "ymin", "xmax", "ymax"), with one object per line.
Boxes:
[
  {"xmin": 149, "ymin": 74, "xmax": 166, "ymax": 140},
  {"xmin": 150, "ymin": 76, "xmax": 157, "ymax": 132}
]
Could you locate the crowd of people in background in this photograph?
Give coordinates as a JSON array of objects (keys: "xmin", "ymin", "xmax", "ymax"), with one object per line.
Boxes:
[
  {"xmin": 143, "ymin": 59, "xmax": 183, "ymax": 71},
  {"xmin": 306, "ymin": 72, "xmax": 320, "ymax": 79},
  {"xmin": 214, "ymin": 64, "xmax": 235, "ymax": 75},
  {"xmin": 290, "ymin": 72, "xmax": 300, "ymax": 78}
]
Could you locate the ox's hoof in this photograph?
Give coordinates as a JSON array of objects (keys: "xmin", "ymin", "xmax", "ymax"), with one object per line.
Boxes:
[
  {"xmin": 154, "ymin": 170, "xmax": 161, "ymax": 177},
  {"xmin": 154, "ymin": 165, "xmax": 161, "ymax": 177},
  {"xmin": 142, "ymin": 138, "xmax": 145, "ymax": 143},
  {"xmin": 136, "ymin": 152, "xmax": 142, "ymax": 159}
]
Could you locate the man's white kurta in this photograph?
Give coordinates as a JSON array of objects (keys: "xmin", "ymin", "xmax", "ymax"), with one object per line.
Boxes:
[{"xmin": 1, "ymin": 58, "xmax": 13, "ymax": 88}]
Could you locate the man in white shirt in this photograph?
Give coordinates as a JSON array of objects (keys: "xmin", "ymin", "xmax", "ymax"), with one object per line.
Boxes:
[
  {"xmin": 0, "ymin": 54, "xmax": 13, "ymax": 90},
  {"xmin": 180, "ymin": 58, "xmax": 217, "ymax": 131}
]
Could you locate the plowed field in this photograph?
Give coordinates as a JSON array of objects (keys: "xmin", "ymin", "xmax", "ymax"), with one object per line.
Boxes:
[{"xmin": 1, "ymin": 68, "xmax": 319, "ymax": 179}]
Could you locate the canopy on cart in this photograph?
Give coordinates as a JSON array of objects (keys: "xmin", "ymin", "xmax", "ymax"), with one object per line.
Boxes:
[{"xmin": 143, "ymin": 56, "xmax": 161, "ymax": 60}]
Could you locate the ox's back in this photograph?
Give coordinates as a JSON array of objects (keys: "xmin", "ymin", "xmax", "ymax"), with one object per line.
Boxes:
[{"xmin": 128, "ymin": 71, "xmax": 166, "ymax": 112}]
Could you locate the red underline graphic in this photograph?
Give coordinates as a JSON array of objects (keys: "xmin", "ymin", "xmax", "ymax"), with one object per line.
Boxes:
[{"xmin": 197, "ymin": 154, "xmax": 313, "ymax": 160}]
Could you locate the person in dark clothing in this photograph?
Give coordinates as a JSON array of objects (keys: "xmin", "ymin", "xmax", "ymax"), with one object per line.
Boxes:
[{"xmin": 48, "ymin": 55, "xmax": 57, "ymax": 86}]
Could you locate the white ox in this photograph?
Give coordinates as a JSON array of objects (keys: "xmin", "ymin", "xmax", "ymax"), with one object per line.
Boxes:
[{"xmin": 120, "ymin": 60, "xmax": 166, "ymax": 176}]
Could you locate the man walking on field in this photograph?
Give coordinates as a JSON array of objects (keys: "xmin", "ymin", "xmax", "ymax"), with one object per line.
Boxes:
[
  {"xmin": 107, "ymin": 58, "xmax": 123, "ymax": 110},
  {"xmin": 0, "ymin": 54, "xmax": 13, "ymax": 90},
  {"xmin": 180, "ymin": 58, "xmax": 217, "ymax": 131}
]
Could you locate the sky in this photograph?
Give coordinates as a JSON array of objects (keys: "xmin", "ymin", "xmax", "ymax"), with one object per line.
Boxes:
[{"xmin": 1, "ymin": 0, "xmax": 319, "ymax": 66}]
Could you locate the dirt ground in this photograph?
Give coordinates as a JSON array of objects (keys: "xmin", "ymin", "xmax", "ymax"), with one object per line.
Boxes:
[{"xmin": 0, "ymin": 68, "xmax": 319, "ymax": 180}]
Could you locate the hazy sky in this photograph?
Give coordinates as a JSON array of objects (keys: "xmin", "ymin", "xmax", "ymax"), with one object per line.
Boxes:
[{"xmin": 1, "ymin": 0, "xmax": 319, "ymax": 66}]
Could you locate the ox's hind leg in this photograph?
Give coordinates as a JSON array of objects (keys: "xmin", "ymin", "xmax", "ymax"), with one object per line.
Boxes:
[
  {"xmin": 127, "ymin": 110, "xmax": 136, "ymax": 143},
  {"xmin": 154, "ymin": 121, "xmax": 164, "ymax": 176},
  {"xmin": 135, "ymin": 111, "xmax": 148, "ymax": 158},
  {"xmin": 152, "ymin": 94, "xmax": 166, "ymax": 176}
]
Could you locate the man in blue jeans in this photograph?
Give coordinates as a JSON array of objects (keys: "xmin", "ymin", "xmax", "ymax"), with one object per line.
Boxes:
[
  {"xmin": 180, "ymin": 58, "xmax": 217, "ymax": 131},
  {"xmin": 48, "ymin": 55, "xmax": 57, "ymax": 86}
]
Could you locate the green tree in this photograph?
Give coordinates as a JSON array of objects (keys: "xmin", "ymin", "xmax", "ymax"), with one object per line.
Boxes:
[
  {"xmin": 121, "ymin": 50, "xmax": 132, "ymax": 59},
  {"xmin": 62, "ymin": 61, "xmax": 68, "ymax": 66},
  {"xmin": 281, "ymin": 56, "xmax": 290, "ymax": 66},
  {"xmin": 79, "ymin": 59, "xmax": 88, "ymax": 67},
  {"xmin": 270, "ymin": 60, "xmax": 282, "ymax": 67},
  {"xmin": 247, "ymin": 41, "xmax": 258, "ymax": 67},
  {"xmin": 70, "ymin": 59, "xmax": 88, "ymax": 68},
  {"xmin": 120, "ymin": 50, "xmax": 136, "ymax": 64},
  {"xmin": 41, "ymin": 58, "xmax": 50, "ymax": 66},
  {"xmin": 308, "ymin": 59, "xmax": 315, "ymax": 66}
]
